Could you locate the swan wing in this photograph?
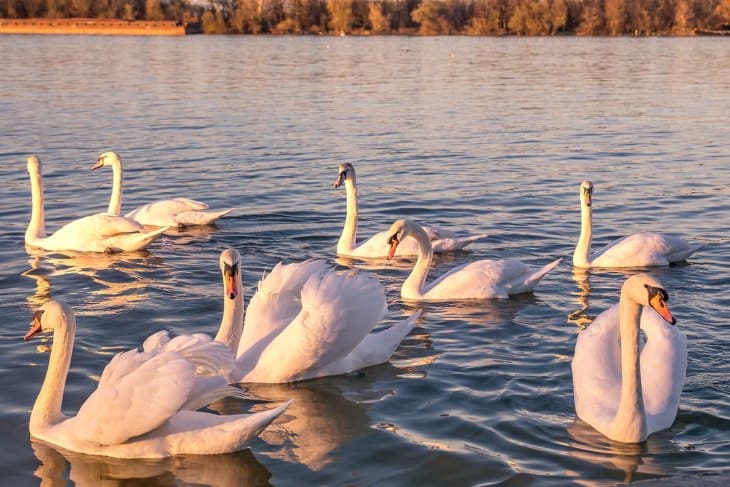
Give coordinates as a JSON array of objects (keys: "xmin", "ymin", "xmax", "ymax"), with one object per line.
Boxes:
[
  {"xmin": 125, "ymin": 198, "xmax": 207, "ymax": 226},
  {"xmin": 348, "ymin": 228, "xmax": 487, "ymax": 258},
  {"xmin": 73, "ymin": 349, "xmax": 196, "ymax": 445},
  {"xmin": 639, "ymin": 307, "xmax": 687, "ymax": 433},
  {"xmin": 238, "ymin": 260, "xmax": 329, "ymax": 358},
  {"xmin": 241, "ymin": 269, "xmax": 387, "ymax": 383},
  {"xmin": 147, "ymin": 332, "xmax": 237, "ymax": 376},
  {"xmin": 592, "ymin": 232, "xmax": 700, "ymax": 267},
  {"xmin": 425, "ymin": 259, "xmax": 541, "ymax": 300},
  {"xmin": 303, "ymin": 311, "xmax": 420, "ymax": 379},
  {"xmin": 571, "ymin": 304, "xmax": 622, "ymax": 433},
  {"xmin": 51, "ymin": 214, "xmax": 142, "ymax": 241}
]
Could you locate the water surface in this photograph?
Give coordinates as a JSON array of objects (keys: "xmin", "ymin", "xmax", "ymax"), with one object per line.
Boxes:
[{"xmin": 0, "ymin": 35, "xmax": 729, "ymax": 486}]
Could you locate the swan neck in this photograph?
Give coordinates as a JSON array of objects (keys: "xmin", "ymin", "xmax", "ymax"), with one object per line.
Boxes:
[
  {"xmin": 337, "ymin": 180, "xmax": 358, "ymax": 253},
  {"xmin": 401, "ymin": 226, "xmax": 433, "ymax": 299},
  {"xmin": 215, "ymin": 275, "xmax": 244, "ymax": 355},
  {"xmin": 26, "ymin": 167, "xmax": 46, "ymax": 243},
  {"xmin": 30, "ymin": 316, "xmax": 75, "ymax": 434},
  {"xmin": 612, "ymin": 291, "xmax": 647, "ymax": 442},
  {"xmin": 573, "ymin": 201, "xmax": 592, "ymax": 267},
  {"xmin": 107, "ymin": 160, "xmax": 123, "ymax": 216}
]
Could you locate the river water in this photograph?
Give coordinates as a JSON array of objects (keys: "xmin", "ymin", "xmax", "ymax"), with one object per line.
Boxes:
[{"xmin": 0, "ymin": 35, "xmax": 728, "ymax": 486}]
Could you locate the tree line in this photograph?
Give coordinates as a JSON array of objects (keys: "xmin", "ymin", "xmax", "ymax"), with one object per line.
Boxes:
[{"xmin": 2, "ymin": 0, "xmax": 730, "ymax": 35}]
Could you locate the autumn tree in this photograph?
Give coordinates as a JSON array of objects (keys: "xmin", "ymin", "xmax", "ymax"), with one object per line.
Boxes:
[
  {"xmin": 714, "ymin": 0, "xmax": 730, "ymax": 27},
  {"xmin": 327, "ymin": 0, "xmax": 353, "ymax": 33},
  {"xmin": 145, "ymin": 0, "xmax": 162, "ymax": 20},
  {"xmin": 368, "ymin": 0, "xmax": 390, "ymax": 32},
  {"xmin": 673, "ymin": 0, "xmax": 696, "ymax": 33},
  {"xmin": 604, "ymin": 0, "xmax": 626, "ymax": 35},
  {"xmin": 576, "ymin": 0, "xmax": 604, "ymax": 34},
  {"xmin": 411, "ymin": 0, "xmax": 449, "ymax": 34}
]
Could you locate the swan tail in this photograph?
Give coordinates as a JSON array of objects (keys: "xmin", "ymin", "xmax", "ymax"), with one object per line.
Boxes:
[
  {"xmin": 347, "ymin": 310, "xmax": 420, "ymax": 368},
  {"xmin": 163, "ymin": 400, "xmax": 292, "ymax": 455},
  {"xmin": 432, "ymin": 233, "xmax": 489, "ymax": 252},
  {"xmin": 510, "ymin": 257, "xmax": 562, "ymax": 294},
  {"xmin": 182, "ymin": 376, "xmax": 248, "ymax": 411},
  {"xmin": 120, "ymin": 227, "xmax": 170, "ymax": 251},
  {"xmin": 174, "ymin": 208, "xmax": 234, "ymax": 226},
  {"xmin": 667, "ymin": 243, "xmax": 704, "ymax": 263}
]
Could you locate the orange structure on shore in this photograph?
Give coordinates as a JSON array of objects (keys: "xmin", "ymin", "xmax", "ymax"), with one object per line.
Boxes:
[{"xmin": 0, "ymin": 18, "xmax": 201, "ymax": 36}]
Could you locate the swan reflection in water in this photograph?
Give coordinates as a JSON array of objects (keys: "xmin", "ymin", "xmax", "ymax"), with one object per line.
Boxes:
[
  {"xmin": 208, "ymin": 338, "xmax": 432, "ymax": 473},
  {"xmin": 22, "ymin": 249, "xmax": 164, "ymax": 316},
  {"xmin": 565, "ymin": 419, "xmax": 677, "ymax": 485},
  {"xmin": 568, "ymin": 267, "xmax": 674, "ymax": 329},
  {"xmin": 31, "ymin": 440, "xmax": 272, "ymax": 486}
]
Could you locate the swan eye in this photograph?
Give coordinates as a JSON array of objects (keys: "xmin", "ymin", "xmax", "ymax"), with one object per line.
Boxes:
[
  {"xmin": 224, "ymin": 262, "xmax": 239, "ymax": 276},
  {"xmin": 33, "ymin": 309, "xmax": 45, "ymax": 325}
]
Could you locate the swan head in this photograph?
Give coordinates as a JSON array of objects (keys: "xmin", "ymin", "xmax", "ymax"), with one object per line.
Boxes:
[
  {"xmin": 386, "ymin": 219, "xmax": 411, "ymax": 260},
  {"xmin": 622, "ymin": 274, "xmax": 676, "ymax": 325},
  {"xmin": 92, "ymin": 151, "xmax": 121, "ymax": 170},
  {"xmin": 580, "ymin": 180, "xmax": 593, "ymax": 208},
  {"xmin": 27, "ymin": 155, "xmax": 41, "ymax": 176},
  {"xmin": 219, "ymin": 249, "xmax": 241, "ymax": 300},
  {"xmin": 333, "ymin": 163, "xmax": 355, "ymax": 188},
  {"xmin": 24, "ymin": 301, "xmax": 74, "ymax": 341}
]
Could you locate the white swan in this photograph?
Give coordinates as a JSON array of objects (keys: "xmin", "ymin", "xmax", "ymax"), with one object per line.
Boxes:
[
  {"xmin": 386, "ymin": 219, "xmax": 561, "ymax": 300},
  {"xmin": 24, "ymin": 300, "xmax": 290, "ymax": 458},
  {"xmin": 93, "ymin": 151, "xmax": 234, "ymax": 228},
  {"xmin": 571, "ymin": 273, "xmax": 687, "ymax": 443},
  {"xmin": 333, "ymin": 163, "xmax": 488, "ymax": 258},
  {"xmin": 213, "ymin": 249, "xmax": 419, "ymax": 383},
  {"xmin": 573, "ymin": 180, "xmax": 703, "ymax": 268},
  {"xmin": 25, "ymin": 156, "xmax": 167, "ymax": 253}
]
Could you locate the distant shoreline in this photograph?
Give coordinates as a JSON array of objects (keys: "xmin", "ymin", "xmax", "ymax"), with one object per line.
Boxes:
[
  {"xmin": 1, "ymin": 17, "xmax": 729, "ymax": 37},
  {"xmin": 0, "ymin": 18, "xmax": 198, "ymax": 36}
]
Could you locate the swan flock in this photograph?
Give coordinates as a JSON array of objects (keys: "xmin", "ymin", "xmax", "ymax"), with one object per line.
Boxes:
[{"xmin": 22, "ymin": 156, "xmax": 703, "ymax": 457}]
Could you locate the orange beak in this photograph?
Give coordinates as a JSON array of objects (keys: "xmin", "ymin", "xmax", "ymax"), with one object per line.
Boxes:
[
  {"xmin": 585, "ymin": 191, "xmax": 592, "ymax": 207},
  {"xmin": 91, "ymin": 160, "xmax": 103, "ymax": 170},
  {"xmin": 649, "ymin": 294, "xmax": 676, "ymax": 325},
  {"xmin": 225, "ymin": 273, "xmax": 237, "ymax": 299},
  {"xmin": 387, "ymin": 237, "xmax": 399, "ymax": 260},
  {"xmin": 24, "ymin": 316, "xmax": 43, "ymax": 341}
]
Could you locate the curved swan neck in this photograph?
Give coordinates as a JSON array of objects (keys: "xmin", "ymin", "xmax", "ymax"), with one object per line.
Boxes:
[
  {"xmin": 107, "ymin": 158, "xmax": 123, "ymax": 216},
  {"xmin": 401, "ymin": 224, "xmax": 433, "ymax": 300},
  {"xmin": 26, "ymin": 165, "xmax": 47, "ymax": 243},
  {"xmin": 612, "ymin": 289, "xmax": 647, "ymax": 442},
  {"xmin": 573, "ymin": 198, "xmax": 593, "ymax": 267},
  {"xmin": 215, "ymin": 273, "xmax": 244, "ymax": 355},
  {"xmin": 30, "ymin": 314, "xmax": 75, "ymax": 434},
  {"xmin": 337, "ymin": 179, "xmax": 359, "ymax": 253}
]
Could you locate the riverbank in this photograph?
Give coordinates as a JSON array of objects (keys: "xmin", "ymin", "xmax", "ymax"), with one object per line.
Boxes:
[{"xmin": 0, "ymin": 18, "xmax": 200, "ymax": 35}]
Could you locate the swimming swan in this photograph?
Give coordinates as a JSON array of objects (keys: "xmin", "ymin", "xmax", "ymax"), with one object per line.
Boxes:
[
  {"xmin": 386, "ymin": 219, "xmax": 561, "ymax": 301},
  {"xmin": 573, "ymin": 180, "xmax": 702, "ymax": 268},
  {"xmin": 213, "ymin": 249, "xmax": 419, "ymax": 383},
  {"xmin": 94, "ymin": 151, "xmax": 234, "ymax": 228},
  {"xmin": 571, "ymin": 274, "xmax": 687, "ymax": 443},
  {"xmin": 25, "ymin": 156, "xmax": 166, "ymax": 253},
  {"xmin": 24, "ymin": 300, "xmax": 290, "ymax": 458},
  {"xmin": 333, "ymin": 163, "xmax": 487, "ymax": 258}
]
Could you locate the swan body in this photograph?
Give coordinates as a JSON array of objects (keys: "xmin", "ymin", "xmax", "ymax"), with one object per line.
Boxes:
[
  {"xmin": 25, "ymin": 156, "xmax": 167, "ymax": 253},
  {"xmin": 214, "ymin": 249, "xmax": 419, "ymax": 383},
  {"xmin": 334, "ymin": 163, "xmax": 487, "ymax": 258},
  {"xmin": 386, "ymin": 219, "xmax": 561, "ymax": 301},
  {"xmin": 25, "ymin": 301, "xmax": 289, "ymax": 458},
  {"xmin": 573, "ymin": 180, "xmax": 702, "ymax": 268},
  {"xmin": 94, "ymin": 151, "xmax": 234, "ymax": 228},
  {"xmin": 571, "ymin": 274, "xmax": 687, "ymax": 443}
]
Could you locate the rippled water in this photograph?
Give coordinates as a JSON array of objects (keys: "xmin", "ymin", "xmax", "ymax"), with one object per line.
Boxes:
[{"xmin": 1, "ymin": 35, "xmax": 728, "ymax": 486}]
